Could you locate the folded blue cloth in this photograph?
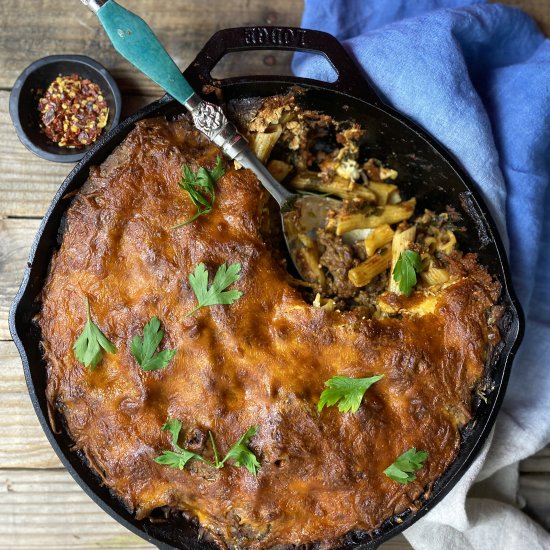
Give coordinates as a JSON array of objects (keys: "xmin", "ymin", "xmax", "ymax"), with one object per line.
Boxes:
[{"xmin": 294, "ymin": 1, "xmax": 550, "ymax": 547}]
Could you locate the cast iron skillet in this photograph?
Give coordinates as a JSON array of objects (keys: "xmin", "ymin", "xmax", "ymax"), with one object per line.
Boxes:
[{"xmin": 10, "ymin": 26, "xmax": 523, "ymax": 550}]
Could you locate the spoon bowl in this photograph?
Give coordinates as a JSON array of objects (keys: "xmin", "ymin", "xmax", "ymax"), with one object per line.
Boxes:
[{"xmin": 282, "ymin": 195, "xmax": 342, "ymax": 281}]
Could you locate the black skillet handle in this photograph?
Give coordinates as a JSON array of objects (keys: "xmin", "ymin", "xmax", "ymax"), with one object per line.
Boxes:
[{"xmin": 183, "ymin": 26, "xmax": 381, "ymax": 105}]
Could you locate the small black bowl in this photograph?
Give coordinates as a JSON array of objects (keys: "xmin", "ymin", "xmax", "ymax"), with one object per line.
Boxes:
[{"xmin": 9, "ymin": 54, "xmax": 122, "ymax": 163}]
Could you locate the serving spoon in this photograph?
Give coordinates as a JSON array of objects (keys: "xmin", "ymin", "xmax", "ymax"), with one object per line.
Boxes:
[{"xmin": 79, "ymin": 0, "xmax": 339, "ymax": 280}]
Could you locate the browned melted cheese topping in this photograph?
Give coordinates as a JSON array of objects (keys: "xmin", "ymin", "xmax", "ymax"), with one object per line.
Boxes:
[{"xmin": 39, "ymin": 117, "xmax": 500, "ymax": 549}]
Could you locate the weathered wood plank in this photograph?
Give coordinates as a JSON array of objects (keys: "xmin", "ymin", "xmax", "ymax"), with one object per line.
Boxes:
[
  {"xmin": 0, "ymin": 341, "xmax": 61, "ymax": 468},
  {"xmin": 1, "ymin": 1, "xmax": 548, "ymax": 219},
  {"xmin": 0, "ymin": 91, "xmax": 71, "ymax": 218},
  {"xmin": 0, "ymin": 219, "xmax": 41, "ymax": 341},
  {"xmin": 0, "ymin": 468, "xmax": 411, "ymax": 549},
  {"xmin": 2, "ymin": 293, "xmax": 549, "ymax": 541},
  {"xmin": 0, "ymin": 469, "xmax": 149, "ymax": 548},
  {"xmin": 0, "ymin": 464, "xmax": 549, "ymax": 549},
  {"xmin": 0, "ymin": 0, "xmax": 303, "ymax": 93}
]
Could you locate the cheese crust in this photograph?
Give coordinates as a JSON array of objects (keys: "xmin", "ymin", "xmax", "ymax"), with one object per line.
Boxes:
[{"xmin": 39, "ymin": 116, "xmax": 500, "ymax": 549}]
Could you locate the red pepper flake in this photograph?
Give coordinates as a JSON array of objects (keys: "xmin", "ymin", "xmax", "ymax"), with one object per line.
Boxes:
[{"xmin": 38, "ymin": 74, "xmax": 109, "ymax": 148}]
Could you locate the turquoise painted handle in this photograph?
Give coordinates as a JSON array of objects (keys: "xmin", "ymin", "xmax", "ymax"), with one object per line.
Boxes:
[{"xmin": 97, "ymin": 0, "xmax": 195, "ymax": 104}]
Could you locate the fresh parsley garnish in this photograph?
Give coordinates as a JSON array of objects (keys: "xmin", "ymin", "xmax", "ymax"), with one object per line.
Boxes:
[
  {"xmin": 217, "ymin": 426, "xmax": 261, "ymax": 476},
  {"xmin": 384, "ymin": 448, "xmax": 428, "ymax": 484},
  {"xmin": 163, "ymin": 418, "xmax": 184, "ymax": 447},
  {"xmin": 186, "ymin": 262, "xmax": 243, "ymax": 317},
  {"xmin": 154, "ymin": 449, "xmax": 204, "ymax": 469},
  {"xmin": 172, "ymin": 156, "xmax": 224, "ymax": 228},
  {"xmin": 73, "ymin": 298, "xmax": 116, "ymax": 369},
  {"xmin": 154, "ymin": 419, "xmax": 260, "ymax": 476},
  {"xmin": 130, "ymin": 316, "xmax": 176, "ymax": 371},
  {"xmin": 393, "ymin": 250, "xmax": 422, "ymax": 296},
  {"xmin": 209, "ymin": 156, "xmax": 225, "ymax": 181},
  {"xmin": 154, "ymin": 419, "xmax": 206, "ymax": 469},
  {"xmin": 318, "ymin": 375, "xmax": 384, "ymax": 413}
]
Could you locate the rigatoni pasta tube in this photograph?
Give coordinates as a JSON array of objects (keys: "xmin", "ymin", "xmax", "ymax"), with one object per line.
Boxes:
[
  {"xmin": 336, "ymin": 198, "xmax": 416, "ymax": 235},
  {"xmin": 420, "ymin": 261, "xmax": 450, "ymax": 286},
  {"xmin": 388, "ymin": 226, "xmax": 417, "ymax": 294},
  {"xmin": 364, "ymin": 224, "xmax": 394, "ymax": 256},
  {"xmin": 437, "ymin": 230, "xmax": 456, "ymax": 254},
  {"xmin": 424, "ymin": 229, "xmax": 456, "ymax": 255},
  {"xmin": 348, "ymin": 246, "xmax": 392, "ymax": 288},
  {"xmin": 297, "ymin": 233, "xmax": 325, "ymax": 286},
  {"xmin": 290, "ymin": 172, "xmax": 376, "ymax": 202},
  {"xmin": 248, "ymin": 124, "xmax": 282, "ymax": 163},
  {"xmin": 368, "ymin": 182, "xmax": 398, "ymax": 205}
]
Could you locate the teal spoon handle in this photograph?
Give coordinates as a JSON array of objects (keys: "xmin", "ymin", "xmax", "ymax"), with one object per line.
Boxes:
[
  {"xmin": 93, "ymin": 0, "xmax": 194, "ymax": 104},
  {"xmin": 79, "ymin": 0, "xmax": 293, "ymax": 207}
]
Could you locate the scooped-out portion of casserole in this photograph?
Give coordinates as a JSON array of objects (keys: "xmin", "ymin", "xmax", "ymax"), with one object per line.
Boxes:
[{"xmin": 39, "ymin": 94, "xmax": 501, "ymax": 549}]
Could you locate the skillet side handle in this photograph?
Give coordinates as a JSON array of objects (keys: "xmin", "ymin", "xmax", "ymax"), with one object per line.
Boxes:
[{"xmin": 184, "ymin": 26, "xmax": 381, "ymax": 106}]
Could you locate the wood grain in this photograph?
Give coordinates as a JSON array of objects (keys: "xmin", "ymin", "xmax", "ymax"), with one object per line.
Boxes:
[
  {"xmin": 0, "ymin": 468, "xmax": 410, "ymax": 549},
  {"xmin": 0, "ymin": 0, "xmax": 545, "ymax": 101},
  {"xmin": 2, "ymin": 221, "xmax": 548, "ymax": 542},
  {"xmin": 0, "ymin": 219, "xmax": 41, "ymax": 341},
  {"xmin": 0, "ymin": 92, "xmax": 71, "ymax": 218},
  {"xmin": 0, "ymin": 469, "xmax": 148, "ymax": 548},
  {"xmin": 1, "ymin": 0, "xmax": 303, "ymax": 94},
  {"xmin": 1, "ymin": 230, "xmax": 549, "ymax": 547},
  {"xmin": 0, "ymin": 341, "xmax": 61, "ymax": 468}
]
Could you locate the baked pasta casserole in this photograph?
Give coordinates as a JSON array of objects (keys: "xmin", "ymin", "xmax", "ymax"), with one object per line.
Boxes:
[{"xmin": 39, "ymin": 93, "xmax": 502, "ymax": 549}]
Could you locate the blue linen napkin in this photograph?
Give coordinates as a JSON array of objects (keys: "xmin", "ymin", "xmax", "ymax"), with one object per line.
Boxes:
[{"xmin": 294, "ymin": 1, "xmax": 550, "ymax": 548}]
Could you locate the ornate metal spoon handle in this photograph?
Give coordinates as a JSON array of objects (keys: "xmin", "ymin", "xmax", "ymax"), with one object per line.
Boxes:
[
  {"xmin": 185, "ymin": 94, "xmax": 291, "ymax": 205},
  {"xmin": 184, "ymin": 94, "xmax": 248, "ymax": 160}
]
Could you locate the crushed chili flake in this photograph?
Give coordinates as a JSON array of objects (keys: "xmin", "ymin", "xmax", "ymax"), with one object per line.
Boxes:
[{"xmin": 38, "ymin": 74, "xmax": 109, "ymax": 148}]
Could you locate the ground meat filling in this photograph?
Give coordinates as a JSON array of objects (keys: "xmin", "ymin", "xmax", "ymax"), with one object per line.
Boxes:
[{"xmin": 317, "ymin": 228, "xmax": 359, "ymax": 299}]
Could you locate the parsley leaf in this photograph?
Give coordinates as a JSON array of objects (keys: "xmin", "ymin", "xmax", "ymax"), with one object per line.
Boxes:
[
  {"xmin": 393, "ymin": 250, "xmax": 422, "ymax": 296},
  {"xmin": 154, "ymin": 420, "xmax": 261, "ymax": 476},
  {"xmin": 130, "ymin": 316, "xmax": 176, "ymax": 371},
  {"xmin": 154, "ymin": 449, "xmax": 204, "ymax": 469},
  {"xmin": 209, "ymin": 156, "xmax": 225, "ymax": 181},
  {"xmin": 384, "ymin": 448, "xmax": 428, "ymax": 484},
  {"xmin": 154, "ymin": 418, "xmax": 205, "ymax": 470},
  {"xmin": 318, "ymin": 375, "xmax": 384, "ymax": 413},
  {"xmin": 73, "ymin": 298, "xmax": 116, "ymax": 369},
  {"xmin": 219, "ymin": 426, "xmax": 261, "ymax": 476},
  {"xmin": 172, "ymin": 156, "xmax": 225, "ymax": 228},
  {"xmin": 186, "ymin": 262, "xmax": 243, "ymax": 317},
  {"xmin": 162, "ymin": 418, "xmax": 183, "ymax": 447}
]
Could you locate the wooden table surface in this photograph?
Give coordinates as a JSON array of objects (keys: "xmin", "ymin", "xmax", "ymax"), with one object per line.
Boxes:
[{"xmin": 1, "ymin": 1, "xmax": 548, "ymax": 548}]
